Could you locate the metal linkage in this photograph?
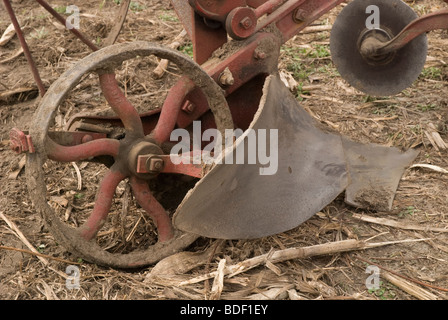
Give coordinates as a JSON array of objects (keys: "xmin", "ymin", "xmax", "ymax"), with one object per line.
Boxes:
[
  {"xmin": 3, "ymin": 0, "xmax": 46, "ymax": 96},
  {"xmin": 360, "ymin": 8, "xmax": 448, "ymax": 58},
  {"xmin": 2, "ymin": 0, "xmax": 130, "ymax": 97}
]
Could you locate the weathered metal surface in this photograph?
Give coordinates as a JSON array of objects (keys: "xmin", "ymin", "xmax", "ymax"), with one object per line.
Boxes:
[
  {"xmin": 3, "ymin": 0, "xmax": 46, "ymax": 96},
  {"xmin": 79, "ymin": 169, "xmax": 127, "ymax": 241},
  {"xmin": 226, "ymin": 6, "xmax": 258, "ymax": 40},
  {"xmin": 25, "ymin": 41, "xmax": 233, "ymax": 268},
  {"xmin": 11, "ymin": 0, "xmax": 446, "ymax": 268},
  {"xmin": 189, "ymin": 0, "xmax": 247, "ymax": 22},
  {"xmin": 268, "ymin": 0, "xmax": 344, "ymax": 40},
  {"xmin": 152, "ymin": 77, "xmax": 196, "ymax": 144},
  {"xmin": 361, "ymin": 8, "xmax": 448, "ymax": 56},
  {"xmin": 99, "ymin": 73, "xmax": 145, "ymax": 137},
  {"xmin": 330, "ymin": 0, "xmax": 428, "ymax": 96},
  {"xmin": 9, "ymin": 129, "xmax": 109, "ymax": 155},
  {"xmin": 103, "ymin": 0, "xmax": 131, "ymax": 46},
  {"xmin": 191, "ymin": 13, "xmax": 228, "ymax": 65},
  {"xmin": 136, "ymin": 154, "xmax": 203, "ymax": 178},
  {"xmin": 342, "ymin": 138, "xmax": 418, "ymax": 211},
  {"xmin": 9, "ymin": 128, "xmax": 35, "ymax": 154},
  {"xmin": 171, "ymin": 0, "xmax": 195, "ymax": 38},
  {"xmin": 173, "ymin": 75, "xmax": 418, "ymax": 239},
  {"xmin": 46, "ymin": 137, "xmax": 120, "ymax": 162},
  {"xmin": 129, "ymin": 176, "xmax": 174, "ymax": 242}
]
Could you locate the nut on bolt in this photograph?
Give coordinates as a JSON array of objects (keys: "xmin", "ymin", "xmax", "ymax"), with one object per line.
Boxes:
[
  {"xmin": 254, "ymin": 49, "xmax": 266, "ymax": 60},
  {"xmin": 146, "ymin": 156, "xmax": 165, "ymax": 173},
  {"xmin": 182, "ymin": 101, "xmax": 196, "ymax": 114},
  {"xmin": 240, "ymin": 16, "xmax": 253, "ymax": 30},
  {"xmin": 293, "ymin": 8, "xmax": 307, "ymax": 22},
  {"xmin": 219, "ymin": 67, "xmax": 235, "ymax": 87}
]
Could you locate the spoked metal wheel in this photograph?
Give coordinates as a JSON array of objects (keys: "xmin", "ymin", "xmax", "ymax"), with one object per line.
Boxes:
[{"xmin": 26, "ymin": 41, "xmax": 234, "ymax": 268}]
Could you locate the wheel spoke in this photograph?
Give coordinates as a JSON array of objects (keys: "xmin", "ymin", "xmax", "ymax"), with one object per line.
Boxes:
[
  {"xmin": 130, "ymin": 176, "xmax": 174, "ymax": 242},
  {"xmin": 152, "ymin": 77, "xmax": 195, "ymax": 144},
  {"xmin": 79, "ymin": 168, "xmax": 127, "ymax": 241},
  {"xmin": 99, "ymin": 72, "xmax": 144, "ymax": 137},
  {"xmin": 46, "ymin": 137, "xmax": 120, "ymax": 162}
]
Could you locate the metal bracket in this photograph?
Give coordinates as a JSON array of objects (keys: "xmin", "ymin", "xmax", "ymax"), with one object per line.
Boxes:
[{"xmin": 9, "ymin": 128, "xmax": 35, "ymax": 154}]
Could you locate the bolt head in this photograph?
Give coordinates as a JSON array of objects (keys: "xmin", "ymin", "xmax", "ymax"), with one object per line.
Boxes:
[
  {"xmin": 81, "ymin": 135, "xmax": 94, "ymax": 143},
  {"xmin": 240, "ymin": 17, "xmax": 253, "ymax": 30},
  {"xmin": 182, "ymin": 102, "xmax": 195, "ymax": 114},
  {"xmin": 294, "ymin": 8, "xmax": 307, "ymax": 22},
  {"xmin": 254, "ymin": 50, "xmax": 266, "ymax": 60},
  {"xmin": 219, "ymin": 68, "xmax": 235, "ymax": 87},
  {"xmin": 148, "ymin": 157, "xmax": 164, "ymax": 172},
  {"xmin": 11, "ymin": 144, "xmax": 22, "ymax": 154}
]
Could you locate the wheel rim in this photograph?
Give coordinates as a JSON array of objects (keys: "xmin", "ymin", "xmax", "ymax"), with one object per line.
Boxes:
[{"xmin": 26, "ymin": 41, "xmax": 234, "ymax": 268}]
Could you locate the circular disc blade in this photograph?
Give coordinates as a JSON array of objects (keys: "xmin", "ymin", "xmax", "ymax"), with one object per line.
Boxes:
[{"xmin": 330, "ymin": 0, "xmax": 428, "ymax": 96}]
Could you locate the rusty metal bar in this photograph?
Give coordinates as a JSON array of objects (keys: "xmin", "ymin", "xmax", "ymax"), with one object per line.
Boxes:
[
  {"xmin": 254, "ymin": 0, "xmax": 285, "ymax": 18},
  {"xmin": 160, "ymin": 156, "xmax": 202, "ymax": 178},
  {"xmin": 3, "ymin": 0, "xmax": 46, "ymax": 96},
  {"xmin": 130, "ymin": 176, "xmax": 174, "ymax": 242},
  {"xmin": 274, "ymin": 0, "xmax": 345, "ymax": 41},
  {"xmin": 98, "ymin": 73, "xmax": 145, "ymax": 137},
  {"xmin": 9, "ymin": 128, "xmax": 108, "ymax": 155},
  {"xmin": 152, "ymin": 77, "xmax": 196, "ymax": 144},
  {"xmin": 136, "ymin": 153, "xmax": 203, "ymax": 178},
  {"xmin": 9, "ymin": 128, "xmax": 35, "ymax": 154},
  {"xmin": 103, "ymin": 0, "xmax": 131, "ymax": 46},
  {"xmin": 361, "ymin": 9, "xmax": 448, "ymax": 57},
  {"xmin": 79, "ymin": 168, "xmax": 127, "ymax": 240},
  {"xmin": 34, "ymin": 0, "xmax": 99, "ymax": 52},
  {"xmin": 46, "ymin": 137, "xmax": 120, "ymax": 162}
]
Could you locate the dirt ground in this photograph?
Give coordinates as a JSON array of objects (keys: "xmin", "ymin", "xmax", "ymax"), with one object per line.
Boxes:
[{"xmin": 0, "ymin": 0, "xmax": 447, "ymax": 300}]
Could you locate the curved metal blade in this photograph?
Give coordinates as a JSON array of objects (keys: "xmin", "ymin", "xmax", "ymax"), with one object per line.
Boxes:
[
  {"xmin": 343, "ymin": 137, "xmax": 418, "ymax": 211},
  {"xmin": 173, "ymin": 75, "xmax": 418, "ymax": 239},
  {"xmin": 173, "ymin": 75, "xmax": 348, "ymax": 239}
]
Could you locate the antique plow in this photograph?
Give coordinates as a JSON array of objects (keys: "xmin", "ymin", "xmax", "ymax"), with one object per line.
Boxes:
[{"xmin": 7, "ymin": 0, "xmax": 448, "ymax": 268}]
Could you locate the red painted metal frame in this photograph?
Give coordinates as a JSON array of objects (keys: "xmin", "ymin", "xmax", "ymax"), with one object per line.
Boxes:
[
  {"xmin": 136, "ymin": 153, "xmax": 203, "ymax": 178},
  {"xmin": 12, "ymin": 0, "xmax": 448, "ymax": 170},
  {"xmin": 173, "ymin": 0, "xmax": 346, "ymax": 131},
  {"xmin": 9, "ymin": 128, "xmax": 108, "ymax": 154},
  {"xmin": 191, "ymin": 13, "xmax": 228, "ymax": 65},
  {"xmin": 189, "ymin": 0, "xmax": 280, "ymax": 22},
  {"xmin": 152, "ymin": 78, "xmax": 196, "ymax": 144},
  {"xmin": 12, "ymin": 0, "xmax": 448, "ymax": 163}
]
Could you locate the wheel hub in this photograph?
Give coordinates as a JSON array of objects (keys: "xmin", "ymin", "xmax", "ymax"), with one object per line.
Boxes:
[
  {"xmin": 125, "ymin": 139, "xmax": 164, "ymax": 180},
  {"xmin": 358, "ymin": 28, "xmax": 396, "ymax": 66}
]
